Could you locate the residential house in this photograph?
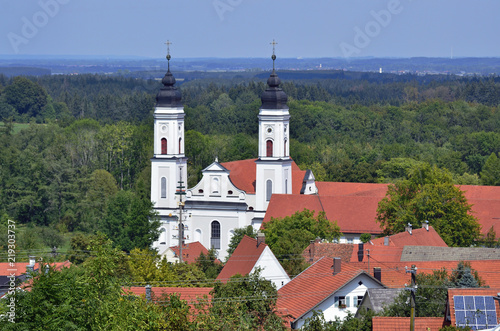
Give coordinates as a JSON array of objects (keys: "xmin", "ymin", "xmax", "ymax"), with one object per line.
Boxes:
[
  {"xmin": 371, "ymin": 316, "xmax": 448, "ymax": 331},
  {"xmin": 355, "ymin": 288, "xmax": 403, "ymax": 317},
  {"xmin": 446, "ymin": 288, "xmax": 500, "ymax": 330},
  {"xmin": 277, "ymin": 257, "xmax": 385, "ymax": 329},
  {"xmin": 215, "ymin": 234, "xmax": 290, "ymax": 290},
  {"xmin": 159, "ymin": 241, "xmax": 212, "ymax": 264}
]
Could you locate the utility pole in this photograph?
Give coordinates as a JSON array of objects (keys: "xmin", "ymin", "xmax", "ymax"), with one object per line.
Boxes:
[
  {"xmin": 405, "ymin": 265, "xmax": 417, "ymax": 331},
  {"xmin": 175, "ymin": 170, "xmax": 186, "ymax": 263}
]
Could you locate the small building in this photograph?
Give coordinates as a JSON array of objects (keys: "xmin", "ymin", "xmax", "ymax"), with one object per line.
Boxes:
[
  {"xmin": 159, "ymin": 241, "xmax": 211, "ymax": 264},
  {"xmin": 277, "ymin": 257, "xmax": 385, "ymax": 329},
  {"xmin": 216, "ymin": 234, "xmax": 290, "ymax": 290},
  {"xmin": 355, "ymin": 288, "xmax": 403, "ymax": 317}
]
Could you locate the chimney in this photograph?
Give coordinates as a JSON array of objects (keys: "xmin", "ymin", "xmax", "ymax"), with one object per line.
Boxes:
[
  {"xmin": 309, "ymin": 240, "xmax": 315, "ymax": 263},
  {"xmin": 315, "ymin": 237, "xmax": 321, "ymax": 244},
  {"xmin": 45, "ymin": 265, "xmax": 50, "ymax": 275},
  {"xmin": 145, "ymin": 285, "xmax": 152, "ymax": 303},
  {"xmin": 384, "ymin": 236, "xmax": 389, "ymax": 246},
  {"xmin": 257, "ymin": 231, "xmax": 265, "ymax": 247},
  {"xmin": 405, "ymin": 223, "xmax": 412, "ymax": 235},
  {"xmin": 374, "ymin": 267, "xmax": 382, "ymax": 282},
  {"xmin": 357, "ymin": 243, "xmax": 364, "ymax": 262},
  {"xmin": 332, "ymin": 257, "xmax": 341, "ymax": 275},
  {"xmin": 422, "ymin": 220, "xmax": 429, "ymax": 231},
  {"xmin": 26, "ymin": 256, "xmax": 35, "ymax": 276}
]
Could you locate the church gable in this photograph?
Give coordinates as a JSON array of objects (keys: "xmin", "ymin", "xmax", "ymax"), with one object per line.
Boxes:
[{"xmin": 188, "ymin": 161, "xmax": 245, "ymax": 201}]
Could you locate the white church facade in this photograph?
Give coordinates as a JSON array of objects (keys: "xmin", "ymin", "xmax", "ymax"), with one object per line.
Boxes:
[{"xmin": 150, "ymin": 51, "xmax": 318, "ymax": 260}]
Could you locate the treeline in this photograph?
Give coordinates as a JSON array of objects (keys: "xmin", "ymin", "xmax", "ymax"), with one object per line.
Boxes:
[{"xmin": 0, "ymin": 72, "xmax": 499, "ymax": 240}]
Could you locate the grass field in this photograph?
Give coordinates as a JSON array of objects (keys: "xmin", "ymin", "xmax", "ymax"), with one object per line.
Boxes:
[{"xmin": 0, "ymin": 122, "xmax": 30, "ymax": 134}]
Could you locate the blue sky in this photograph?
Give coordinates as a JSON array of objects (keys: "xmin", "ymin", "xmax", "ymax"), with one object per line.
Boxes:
[{"xmin": 1, "ymin": 0, "xmax": 500, "ymax": 58}]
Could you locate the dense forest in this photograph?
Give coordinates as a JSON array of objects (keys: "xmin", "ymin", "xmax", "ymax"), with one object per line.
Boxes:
[{"xmin": 0, "ymin": 71, "xmax": 500, "ymax": 259}]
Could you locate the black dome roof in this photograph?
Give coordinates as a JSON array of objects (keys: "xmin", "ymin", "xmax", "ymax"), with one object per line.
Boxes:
[
  {"xmin": 155, "ymin": 69, "xmax": 182, "ymax": 107},
  {"xmin": 260, "ymin": 69, "xmax": 288, "ymax": 110}
]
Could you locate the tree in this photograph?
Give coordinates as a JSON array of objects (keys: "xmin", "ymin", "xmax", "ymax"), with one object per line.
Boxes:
[
  {"xmin": 360, "ymin": 233, "xmax": 372, "ymax": 243},
  {"xmin": 376, "ymin": 163, "xmax": 481, "ymax": 247},
  {"xmin": 449, "ymin": 261, "xmax": 483, "ymax": 288},
  {"xmin": 3, "ymin": 76, "xmax": 48, "ymax": 120},
  {"xmin": 196, "ymin": 248, "xmax": 223, "ymax": 280},
  {"xmin": 226, "ymin": 225, "xmax": 257, "ymax": 258},
  {"xmin": 262, "ymin": 209, "xmax": 342, "ymax": 276},
  {"xmin": 480, "ymin": 152, "xmax": 500, "ymax": 185},
  {"xmin": 206, "ymin": 270, "xmax": 287, "ymax": 330}
]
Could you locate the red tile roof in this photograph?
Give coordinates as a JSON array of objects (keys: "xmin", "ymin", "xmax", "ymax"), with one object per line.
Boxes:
[
  {"xmin": 302, "ymin": 242, "xmax": 354, "ymax": 264},
  {"xmin": 372, "ymin": 316, "xmax": 447, "ymax": 331},
  {"xmin": 125, "ymin": 286, "xmax": 212, "ymax": 305},
  {"xmin": 277, "ymin": 257, "xmax": 378, "ymax": 323},
  {"xmin": 350, "ymin": 245, "xmax": 404, "ymax": 263},
  {"xmin": 263, "ymin": 194, "xmax": 384, "ymax": 234},
  {"xmin": 216, "ymin": 235, "xmax": 267, "ymax": 282},
  {"xmin": 169, "ymin": 241, "xmax": 210, "ymax": 264},
  {"xmin": 220, "ymin": 159, "xmax": 306, "ymax": 194},
  {"xmin": 447, "ymin": 288, "xmax": 500, "ymax": 328},
  {"xmin": 370, "ymin": 226, "xmax": 448, "ymax": 247},
  {"xmin": 0, "ymin": 260, "xmax": 71, "ymax": 277},
  {"xmin": 264, "ymin": 182, "xmax": 500, "ymax": 238},
  {"xmin": 347, "ymin": 260, "xmax": 500, "ymax": 289}
]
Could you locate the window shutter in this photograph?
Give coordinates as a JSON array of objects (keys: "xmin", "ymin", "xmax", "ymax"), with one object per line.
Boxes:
[{"xmin": 346, "ymin": 296, "xmax": 350, "ymax": 307}]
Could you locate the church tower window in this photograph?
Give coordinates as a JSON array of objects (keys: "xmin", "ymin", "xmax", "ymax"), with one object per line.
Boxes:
[
  {"xmin": 266, "ymin": 179, "xmax": 273, "ymax": 201},
  {"xmin": 211, "ymin": 221, "xmax": 221, "ymax": 249},
  {"xmin": 179, "ymin": 138, "xmax": 182, "ymax": 154},
  {"xmin": 161, "ymin": 138, "xmax": 167, "ymax": 155},
  {"xmin": 266, "ymin": 140, "xmax": 273, "ymax": 157},
  {"xmin": 161, "ymin": 177, "xmax": 167, "ymax": 198}
]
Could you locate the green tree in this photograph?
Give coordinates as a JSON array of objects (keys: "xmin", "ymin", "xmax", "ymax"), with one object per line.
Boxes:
[
  {"xmin": 207, "ymin": 270, "xmax": 286, "ymax": 330},
  {"xmin": 226, "ymin": 225, "xmax": 257, "ymax": 258},
  {"xmin": 480, "ymin": 152, "xmax": 500, "ymax": 185},
  {"xmin": 262, "ymin": 209, "xmax": 342, "ymax": 276},
  {"xmin": 196, "ymin": 248, "xmax": 223, "ymax": 280},
  {"xmin": 376, "ymin": 163, "xmax": 481, "ymax": 247},
  {"xmin": 3, "ymin": 76, "xmax": 48, "ymax": 119}
]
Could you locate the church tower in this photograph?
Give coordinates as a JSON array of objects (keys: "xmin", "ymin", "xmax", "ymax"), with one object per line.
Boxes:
[
  {"xmin": 255, "ymin": 41, "xmax": 292, "ymax": 211},
  {"xmin": 151, "ymin": 43, "xmax": 188, "ymax": 241}
]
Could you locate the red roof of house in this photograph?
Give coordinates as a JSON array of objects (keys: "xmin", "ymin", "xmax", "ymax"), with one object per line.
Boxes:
[
  {"xmin": 0, "ymin": 260, "xmax": 71, "ymax": 277},
  {"xmin": 350, "ymin": 245, "xmax": 404, "ymax": 263},
  {"xmin": 220, "ymin": 159, "xmax": 306, "ymax": 194},
  {"xmin": 347, "ymin": 260, "xmax": 500, "ymax": 289},
  {"xmin": 370, "ymin": 226, "xmax": 448, "ymax": 247},
  {"xmin": 447, "ymin": 288, "xmax": 500, "ymax": 328},
  {"xmin": 264, "ymin": 182, "xmax": 500, "ymax": 238},
  {"xmin": 125, "ymin": 286, "xmax": 212, "ymax": 305},
  {"xmin": 277, "ymin": 257, "xmax": 379, "ymax": 323},
  {"xmin": 169, "ymin": 241, "xmax": 210, "ymax": 264},
  {"xmin": 372, "ymin": 316, "xmax": 447, "ymax": 331},
  {"xmin": 263, "ymin": 194, "xmax": 384, "ymax": 234},
  {"xmin": 302, "ymin": 242, "xmax": 354, "ymax": 264},
  {"xmin": 216, "ymin": 235, "xmax": 267, "ymax": 282}
]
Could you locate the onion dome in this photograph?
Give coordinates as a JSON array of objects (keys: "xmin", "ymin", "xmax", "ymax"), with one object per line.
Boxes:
[
  {"xmin": 260, "ymin": 54, "xmax": 288, "ymax": 109},
  {"xmin": 155, "ymin": 54, "xmax": 182, "ymax": 107}
]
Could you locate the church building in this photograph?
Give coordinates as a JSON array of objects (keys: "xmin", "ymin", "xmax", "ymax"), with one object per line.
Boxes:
[{"xmin": 151, "ymin": 49, "xmax": 315, "ymax": 260}]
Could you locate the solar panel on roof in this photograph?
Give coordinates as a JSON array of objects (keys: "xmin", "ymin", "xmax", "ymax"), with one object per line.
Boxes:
[{"xmin": 454, "ymin": 295, "xmax": 498, "ymax": 330}]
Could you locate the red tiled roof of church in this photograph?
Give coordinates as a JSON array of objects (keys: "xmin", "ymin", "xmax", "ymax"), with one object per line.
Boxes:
[
  {"xmin": 169, "ymin": 241, "xmax": 211, "ymax": 264},
  {"xmin": 216, "ymin": 235, "xmax": 267, "ymax": 282},
  {"xmin": 370, "ymin": 226, "xmax": 448, "ymax": 247},
  {"xmin": 263, "ymin": 194, "xmax": 383, "ymax": 234},
  {"xmin": 220, "ymin": 159, "xmax": 306, "ymax": 194}
]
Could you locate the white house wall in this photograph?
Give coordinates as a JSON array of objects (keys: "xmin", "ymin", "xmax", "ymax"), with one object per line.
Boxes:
[
  {"xmin": 251, "ymin": 246, "xmax": 290, "ymax": 290},
  {"xmin": 293, "ymin": 274, "xmax": 383, "ymax": 329}
]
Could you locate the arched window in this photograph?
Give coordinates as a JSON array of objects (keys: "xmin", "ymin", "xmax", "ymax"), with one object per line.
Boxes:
[
  {"xmin": 284, "ymin": 139, "xmax": 287, "ymax": 156},
  {"xmin": 161, "ymin": 138, "xmax": 167, "ymax": 155},
  {"xmin": 266, "ymin": 179, "xmax": 272, "ymax": 201},
  {"xmin": 161, "ymin": 177, "xmax": 167, "ymax": 199},
  {"xmin": 211, "ymin": 221, "xmax": 221, "ymax": 249},
  {"xmin": 266, "ymin": 140, "xmax": 273, "ymax": 157},
  {"xmin": 285, "ymin": 179, "xmax": 288, "ymax": 194},
  {"xmin": 179, "ymin": 138, "xmax": 182, "ymax": 154}
]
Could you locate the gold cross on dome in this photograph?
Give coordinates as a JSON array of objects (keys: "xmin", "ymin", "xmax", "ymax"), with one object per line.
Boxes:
[
  {"xmin": 165, "ymin": 40, "xmax": 172, "ymax": 56},
  {"xmin": 270, "ymin": 39, "xmax": 278, "ymax": 56}
]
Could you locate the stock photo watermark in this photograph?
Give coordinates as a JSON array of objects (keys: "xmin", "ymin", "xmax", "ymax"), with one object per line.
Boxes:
[
  {"xmin": 213, "ymin": 0, "xmax": 243, "ymax": 21},
  {"xmin": 339, "ymin": 0, "xmax": 406, "ymax": 58},
  {"xmin": 7, "ymin": 0, "xmax": 70, "ymax": 54},
  {"xmin": 6, "ymin": 219, "xmax": 16, "ymax": 323}
]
